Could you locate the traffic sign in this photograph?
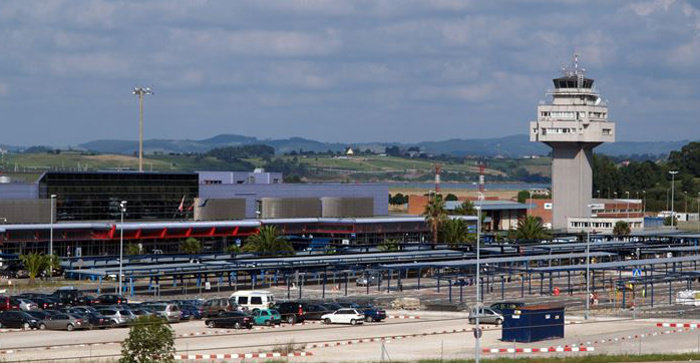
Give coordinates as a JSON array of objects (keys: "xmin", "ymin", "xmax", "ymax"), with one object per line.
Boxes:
[{"xmin": 633, "ymin": 268, "xmax": 642, "ymax": 277}]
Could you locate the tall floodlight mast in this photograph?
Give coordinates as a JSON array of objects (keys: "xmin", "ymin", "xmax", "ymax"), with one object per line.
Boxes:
[
  {"xmin": 132, "ymin": 87, "xmax": 154, "ymax": 172},
  {"xmin": 530, "ymin": 54, "xmax": 616, "ymax": 231}
]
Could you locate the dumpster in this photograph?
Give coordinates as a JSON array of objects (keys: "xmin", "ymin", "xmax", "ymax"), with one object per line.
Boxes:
[{"xmin": 501, "ymin": 304, "xmax": 564, "ymax": 343}]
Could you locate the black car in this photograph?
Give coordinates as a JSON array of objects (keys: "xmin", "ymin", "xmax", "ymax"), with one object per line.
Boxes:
[
  {"xmin": 303, "ymin": 304, "xmax": 331, "ymax": 320},
  {"xmin": 18, "ymin": 293, "xmax": 61, "ymax": 310},
  {"xmin": 0, "ymin": 310, "xmax": 41, "ymax": 329},
  {"xmin": 205, "ymin": 311, "xmax": 252, "ymax": 329},
  {"xmin": 52, "ymin": 288, "xmax": 90, "ymax": 306},
  {"xmin": 92, "ymin": 294, "xmax": 128, "ymax": 305},
  {"xmin": 75, "ymin": 312, "xmax": 111, "ymax": 329},
  {"xmin": 321, "ymin": 302, "xmax": 343, "ymax": 311},
  {"xmin": 275, "ymin": 301, "xmax": 308, "ymax": 324}
]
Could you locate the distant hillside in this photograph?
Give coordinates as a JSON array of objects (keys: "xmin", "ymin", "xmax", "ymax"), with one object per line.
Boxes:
[{"xmin": 77, "ymin": 134, "xmax": 690, "ymax": 158}]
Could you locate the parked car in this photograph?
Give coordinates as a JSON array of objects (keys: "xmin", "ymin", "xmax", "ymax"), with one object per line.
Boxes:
[
  {"xmin": 149, "ymin": 303, "xmax": 181, "ymax": 323},
  {"xmin": 64, "ymin": 306, "xmax": 99, "ymax": 315},
  {"xmin": 15, "ymin": 298, "xmax": 39, "ymax": 311},
  {"xmin": 0, "ymin": 310, "xmax": 41, "ymax": 329},
  {"xmin": 98, "ymin": 308, "xmax": 135, "ymax": 327},
  {"xmin": 51, "ymin": 287, "xmax": 90, "ymax": 306},
  {"xmin": 131, "ymin": 308, "xmax": 156, "ymax": 317},
  {"xmin": 0, "ymin": 296, "xmax": 20, "ymax": 311},
  {"xmin": 321, "ymin": 302, "xmax": 343, "ymax": 312},
  {"xmin": 275, "ymin": 301, "xmax": 308, "ymax": 324},
  {"xmin": 251, "ymin": 309, "xmax": 281, "ymax": 326},
  {"xmin": 179, "ymin": 304, "xmax": 203, "ymax": 320},
  {"xmin": 91, "ymin": 294, "xmax": 128, "ymax": 305},
  {"xmin": 303, "ymin": 304, "xmax": 331, "ymax": 320},
  {"xmin": 78, "ymin": 312, "xmax": 111, "ymax": 330},
  {"xmin": 321, "ymin": 308, "xmax": 365, "ymax": 325},
  {"xmin": 205, "ymin": 311, "xmax": 252, "ymax": 329},
  {"xmin": 201, "ymin": 297, "xmax": 239, "ymax": 317},
  {"xmin": 489, "ymin": 301, "xmax": 525, "ymax": 313},
  {"xmin": 229, "ymin": 290, "xmax": 275, "ymax": 311},
  {"xmin": 42, "ymin": 313, "xmax": 87, "ymax": 331},
  {"xmin": 26, "ymin": 310, "xmax": 54, "ymax": 322},
  {"xmin": 18, "ymin": 293, "xmax": 61, "ymax": 309},
  {"xmin": 336, "ymin": 302, "xmax": 386, "ymax": 322},
  {"xmin": 468, "ymin": 307, "xmax": 504, "ymax": 325}
]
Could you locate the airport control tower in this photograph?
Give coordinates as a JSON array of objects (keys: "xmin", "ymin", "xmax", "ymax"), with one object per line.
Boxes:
[{"xmin": 530, "ymin": 54, "xmax": 615, "ymax": 231}]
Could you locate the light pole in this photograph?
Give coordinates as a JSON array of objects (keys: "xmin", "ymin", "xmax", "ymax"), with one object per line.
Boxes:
[
  {"xmin": 118, "ymin": 201, "xmax": 127, "ymax": 294},
  {"xmin": 585, "ymin": 203, "xmax": 594, "ymax": 320},
  {"xmin": 642, "ymin": 190, "xmax": 646, "ymax": 216},
  {"xmin": 49, "ymin": 194, "xmax": 56, "ymax": 277},
  {"xmin": 625, "ymin": 191, "xmax": 630, "ymax": 221},
  {"xmin": 697, "ymin": 192, "xmax": 699, "ymax": 233},
  {"xmin": 669, "ymin": 171, "xmax": 678, "ymax": 228},
  {"xmin": 475, "ymin": 205, "xmax": 482, "ymax": 363},
  {"xmin": 132, "ymin": 87, "xmax": 153, "ymax": 172}
]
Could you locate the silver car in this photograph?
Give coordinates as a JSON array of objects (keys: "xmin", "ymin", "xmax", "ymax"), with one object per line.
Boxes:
[
  {"xmin": 41, "ymin": 313, "xmax": 86, "ymax": 331},
  {"xmin": 98, "ymin": 308, "xmax": 135, "ymax": 327},
  {"xmin": 149, "ymin": 304, "xmax": 181, "ymax": 323},
  {"xmin": 17, "ymin": 298, "xmax": 39, "ymax": 311},
  {"xmin": 468, "ymin": 307, "xmax": 504, "ymax": 326}
]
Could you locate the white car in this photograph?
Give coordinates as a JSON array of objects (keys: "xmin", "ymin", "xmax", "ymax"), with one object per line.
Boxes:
[{"xmin": 321, "ymin": 308, "xmax": 365, "ymax": 325}]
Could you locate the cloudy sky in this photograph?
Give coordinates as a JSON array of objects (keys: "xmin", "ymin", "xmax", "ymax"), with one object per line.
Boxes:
[{"xmin": 0, "ymin": 0, "xmax": 698, "ymax": 146}]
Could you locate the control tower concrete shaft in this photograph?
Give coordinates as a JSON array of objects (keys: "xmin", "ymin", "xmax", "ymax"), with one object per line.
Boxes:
[{"xmin": 530, "ymin": 55, "xmax": 615, "ymax": 231}]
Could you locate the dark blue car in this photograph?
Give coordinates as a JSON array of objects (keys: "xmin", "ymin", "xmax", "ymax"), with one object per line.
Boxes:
[{"xmin": 179, "ymin": 304, "xmax": 203, "ymax": 320}]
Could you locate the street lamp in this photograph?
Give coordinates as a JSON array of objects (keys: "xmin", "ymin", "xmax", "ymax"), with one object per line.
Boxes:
[
  {"xmin": 475, "ymin": 205, "xmax": 482, "ymax": 363},
  {"xmin": 669, "ymin": 171, "xmax": 679, "ymax": 228},
  {"xmin": 585, "ymin": 203, "xmax": 594, "ymax": 320},
  {"xmin": 118, "ymin": 201, "xmax": 127, "ymax": 294},
  {"xmin": 132, "ymin": 87, "xmax": 153, "ymax": 172},
  {"xmin": 625, "ymin": 191, "xmax": 630, "ymax": 220},
  {"xmin": 49, "ymin": 194, "xmax": 56, "ymax": 277}
]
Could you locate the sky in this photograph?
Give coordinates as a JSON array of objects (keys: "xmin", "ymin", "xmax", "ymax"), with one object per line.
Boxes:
[{"xmin": 0, "ymin": 0, "xmax": 698, "ymax": 147}]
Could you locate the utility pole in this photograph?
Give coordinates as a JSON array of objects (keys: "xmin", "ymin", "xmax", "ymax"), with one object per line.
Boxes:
[
  {"xmin": 132, "ymin": 87, "xmax": 153, "ymax": 172},
  {"xmin": 475, "ymin": 203, "xmax": 482, "ymax": 363}
]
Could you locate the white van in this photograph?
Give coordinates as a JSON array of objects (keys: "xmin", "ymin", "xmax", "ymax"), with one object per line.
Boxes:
[{"xmin": 229, "ymin": 290, "xmax": 275, "ymax": 311}]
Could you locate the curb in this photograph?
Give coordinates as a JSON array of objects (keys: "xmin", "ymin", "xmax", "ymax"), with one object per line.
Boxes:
[
  {"xmin": 656, "ymin": 322, "xmax": 700, "ymax": 328},
  {"xmin": 483, "ymin": 346, "xmax": 594, "ymax": 354},
  {"xmin": 388, "ymin": 315, "xmax": 420, "ymax": 319},
  {"xmin": 175, "ymin": 351, "xmax": 313, "ymax": 360}
]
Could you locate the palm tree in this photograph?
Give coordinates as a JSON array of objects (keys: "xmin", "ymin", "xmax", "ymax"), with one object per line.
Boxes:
[
  {"xmin": 440, "ymin": 219, "xmax": 472, "ymax": 247},
  {"xmin": 515, "ymin": 216, "xmax": 551, "ymax": 241},
  {"xmin": 180, "ymin": 237, "xmax": 202, "ymax": 255},
  {"xmin": 423, "ymin": 196, "xmax": 447, "ymax": 246},
  {"xmin": 613, "ymin": 221, "xmax": 631, "ymax": 238},
  {"xmin": 19, "ymin": 252, "xmax": 49, "ymax": 284},
  {"xmin": 242, "ymin": 225, "xmax": 295, "ymax": 257}
]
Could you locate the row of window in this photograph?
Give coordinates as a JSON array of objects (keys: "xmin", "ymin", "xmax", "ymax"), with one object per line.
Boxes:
[{"xmin": 539, "ymin": 111, "xmax": 608, "ymax": 120}]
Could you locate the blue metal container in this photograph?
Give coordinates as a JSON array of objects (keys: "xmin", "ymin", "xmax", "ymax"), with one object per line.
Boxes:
[{"xmin": 501, "ymin": 304, "xmax": 564, "ymax": 343}]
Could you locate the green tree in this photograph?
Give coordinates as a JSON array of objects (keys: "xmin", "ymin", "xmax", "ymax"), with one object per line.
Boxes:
[
  {"xmin": 515, "ymin": 216, "xmax": 551, "ymax": 241},
  {"xmin": 120, "ymin": 315, "xmax": 175, "ymax": 363},
  {"xmin": 453, "ymin": 200, "xmax": 476, "ymax": 215},
  {"xmin": 613, "ymin": 221, "xmax": 631, "ymax": 237},
  {"xmin": 423, "ymin": 196, "xmax": 447, "ymax": 246},
  {"xmin": 242, "ymin": 226, "xmax": 295, "ymax": 257},
  {"xmin": 180, "ymin": 237, "xmax": 202, "ymax": 255},
  {"xmin": 126, "ymin": 244, "xmax": 141, "ymax": 255},
  {"xmin": 227, "ymin": 244, "xmax": 241, "ymax": 254},
  {"xmin": 19, "ymin": 252, "xmax": 49, "ymax": 283},
  {"xmin": 517, "ymin": 190, "xmax": 531, "ymax": 204},
  {"xmin": 445, "ymin": 193, "xmax": 459, "ymax": 201},
  {"xmin": 440, "ymin": 219, "xmax": 472, "ymax": 247},
  {"xmin": 377, "ymin": 239, "xmax": 399, "ymax": 252}
]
